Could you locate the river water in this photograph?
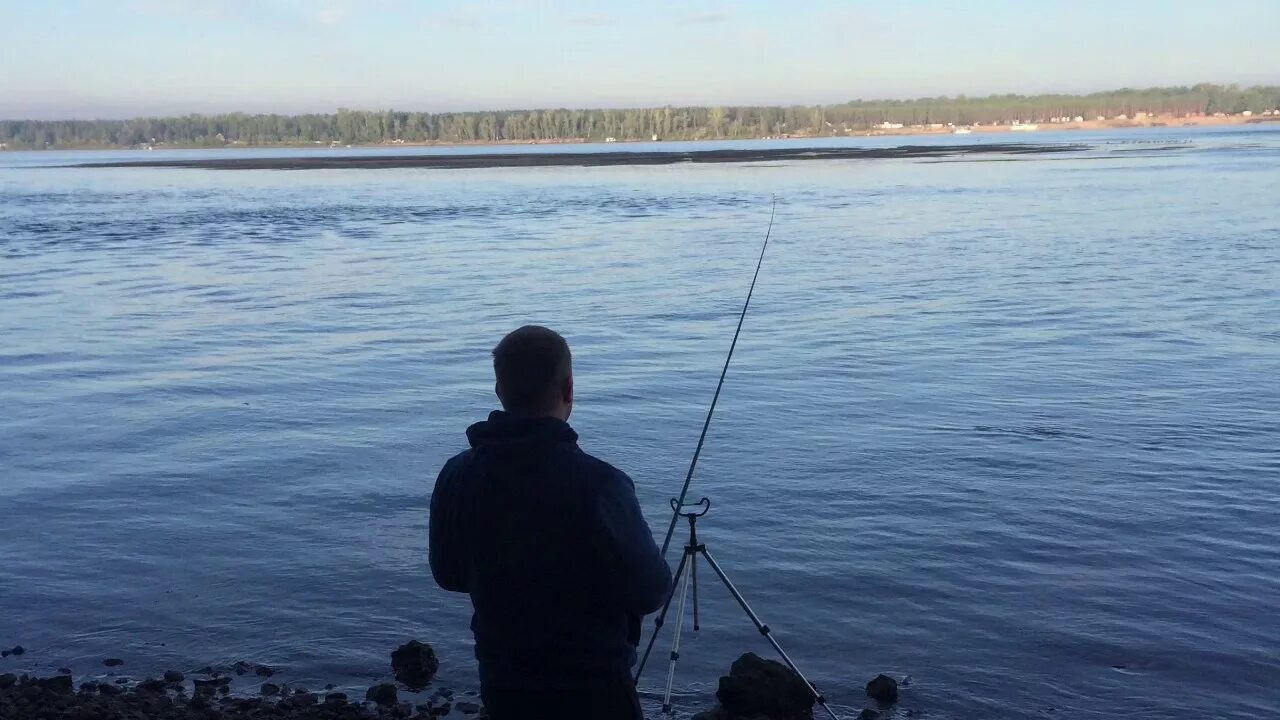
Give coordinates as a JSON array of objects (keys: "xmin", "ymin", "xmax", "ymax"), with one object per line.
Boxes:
[{"xmin": 2, "ymin": 128, "xmax": 1278, "ymax": 719}]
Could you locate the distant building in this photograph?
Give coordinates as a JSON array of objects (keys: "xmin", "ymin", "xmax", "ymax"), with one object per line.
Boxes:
[
  {"xmin": 1074, "ymin": 116, "xmax": 1085, "ymax": 122},
  {"xmin": 605, "ymin": 136, "xmax": 617, "ymax": 142},
  {"xmin": 876, "ymin": 121, "xmax": 904, "ymax": 129},
  {"xmin": 1114, "ymin": 114, "xmax": 1128, "ymax": 120},
  {"xmin": 1241, "ymin": 110, "xmax": 1253, "ymax": 117},
  {"xmin": 1096, "ymin": 116, "xmax": 1106, "ymax": 121},
  {"xmin": 652, "ymin": 134, "xmax": 659, "ymax": 141}
]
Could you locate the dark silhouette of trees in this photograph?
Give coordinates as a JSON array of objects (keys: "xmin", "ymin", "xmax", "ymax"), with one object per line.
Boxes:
[{"xmin": 3, "ymin": 84, "xmax": 1277, "ymax": 149}]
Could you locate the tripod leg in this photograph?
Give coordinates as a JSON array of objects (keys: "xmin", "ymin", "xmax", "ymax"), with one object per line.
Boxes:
[
  {"xmin": 661, "ymin": 552, "xmax": 695, "ymax": 716},
  {"xmin": 699, "ymin": 549, "xmax": 842, "ymax": 720},
  {"xmin": 691, "ymin": 551, "xmax": 700, "ymax": 632},
  {"xmin": 636, "ymin": 547, "xmax": 691, "ymax": 682}
]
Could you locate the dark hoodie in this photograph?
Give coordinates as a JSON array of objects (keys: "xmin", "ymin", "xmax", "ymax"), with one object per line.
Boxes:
[{"xmin": 429, "ymin": 411, "xmax": 672, "ymax": 690}]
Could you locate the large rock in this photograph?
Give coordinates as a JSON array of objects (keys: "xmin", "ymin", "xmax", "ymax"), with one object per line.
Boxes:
[
  {"xmin": 716, "ymin": 653, "xmax": 815, "ymax": 720},
  {"xmin": 366, "ymin": 683, "xmax": 398, "ymax": 706},
  {"xmin": 865, "ymin": 674, "xmax": 898, "ymax": 704},
  {"xmin": 391, "ymin": 640, "xmax": 439, "ymax": 691}
]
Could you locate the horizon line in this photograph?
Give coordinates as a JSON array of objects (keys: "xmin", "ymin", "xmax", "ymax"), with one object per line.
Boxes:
[{"xmin": 7, "ymin": 80, "xmax": 1280, "ymax": 124}]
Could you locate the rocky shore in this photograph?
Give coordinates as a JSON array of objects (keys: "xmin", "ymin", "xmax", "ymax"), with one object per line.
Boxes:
[
  {"xmin": 0, "ymin": 641, "xmax": 469, "ymax": 720},
  {"xmin": 69, "ymin": 142, "xmax": 1087, "ymax": 171},
  {"xmin": 0, "ymin": 642, "xmax": 905, "ymax": 720}
]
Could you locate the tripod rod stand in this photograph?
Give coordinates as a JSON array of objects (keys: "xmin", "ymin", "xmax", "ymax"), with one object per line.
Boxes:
[{"xmin": 636, "ymin": 498, "xmax": 841, "ymax": 720}]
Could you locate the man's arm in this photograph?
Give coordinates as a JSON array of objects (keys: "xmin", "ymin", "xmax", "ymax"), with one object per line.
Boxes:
[
  {"xmin": 429, "ymin": 455, "xmax": 470, "ymax": 593},
  {"xmin": 595, "ymin": 470, "xmax": 673, "ymax": 615}
]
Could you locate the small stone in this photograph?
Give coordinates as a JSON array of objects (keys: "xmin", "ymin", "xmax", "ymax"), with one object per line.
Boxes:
[
  {"xmin": 10, "ymin": 646, "xmax": 25, "ymax": 656},
  {"xmin": 196, "ymin": 666, "xmax": 214, "ymax": 675},
  {"xmin": 58, "ymin": 667, "xmax": 72, "ymax": 675},
  {"xmin": 261, "ymin": 682, "xmax": 281, "ymax": 696},
  {"xmin": 138, "ymin": 678, "xmax": 168, "ymax": 693},
  {"xmin": 325, "ymin": 692, "xmax": 348, "ymax": 703},
  {"xmin": 390, "ymin": 640, "xmax": 440, "ymax": 691},
  {"xmin": 40, "ymin": 675, "xmax": 74, "ymax": 693},
  {"xmin": 866, "ymin": 674, "xmax": 899, "ymax": 704},
  {"xmin": 98, "ymin": 682, "xmax": 121, "ymax": 696},
  {"xmin": 859, "ymin": 710, "xmax": 881, "ymax": 720},
  {"xmin": 103, "ymin": 658, "xmax": 124, "ymax": 667},
  {"xmin": 293, "ymin": 686, "xmax": 308, "ymax": 694},
  {"xmin": 291, "ymin": 692, "xmax": 318, "ymax": 707},
  {"xmin": 455, "ymin": 700, "xmax": 482, "ymax": 715},
  {"xmin": 366, "ymin": 682, "xmax": 398, "ymax": 706},
  {"xmin": 0, "ymin": 673, "xmax": 16, "ymax": 689},
  {"xmin": 218, "ymin": 684, "xmax": 231, "ymax": 695},
  {"xmin": 79, "ymin": 681, "xmax": 96, "ymax": 692},
  {"xmin": 324, "ymin": 683, "xmax": 336, "ymax": 690},
  {"xmin": 233, "ymin": 660, "xmax": 250, "ymax": 676},
  {"xmin": 164, "ymin": 670, "xmax": 184, "ymax": 683},
  {"xmin": 254, "ymin": 664, "xmax": 275, "ymax": 677}
]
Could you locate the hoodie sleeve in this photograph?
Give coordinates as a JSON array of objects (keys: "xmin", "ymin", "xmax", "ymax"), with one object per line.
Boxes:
[
  {"xmin": 429, "ymin": 455, "xmax": 470, "ymax": 593},
  {"xmin": 594, "ymin": 469, "xmax": 673, "ymax": 615}
]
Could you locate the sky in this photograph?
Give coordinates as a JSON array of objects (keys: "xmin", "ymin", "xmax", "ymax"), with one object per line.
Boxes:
[{"xmin": 2, "ymin": 0, "xmax": 1278, "ymax": 119}]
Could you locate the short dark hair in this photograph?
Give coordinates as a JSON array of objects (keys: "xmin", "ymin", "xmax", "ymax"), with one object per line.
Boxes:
[{"xmin": 492, "ymin": 325, "xmax": 572, "ymax": 414}]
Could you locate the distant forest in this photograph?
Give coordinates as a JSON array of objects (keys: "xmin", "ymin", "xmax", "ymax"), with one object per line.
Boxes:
[{"xmin": 3, "ymin": 84, "xmax": 1278, "ymax": 149}]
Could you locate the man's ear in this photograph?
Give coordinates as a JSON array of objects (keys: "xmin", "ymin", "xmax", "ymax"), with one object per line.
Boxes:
[
  {"xmin": 562, "ymin": 374, "xmax": 574, "ymax": 405},
  {"xmin": 494, "ymin": 381, "xmax": 502, "ymax": 402}
]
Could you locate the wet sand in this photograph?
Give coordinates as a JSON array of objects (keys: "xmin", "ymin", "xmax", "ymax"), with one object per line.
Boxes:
[{"xmin": 71, "ymin": 143, "xmax": 1088, "ymax": 170}]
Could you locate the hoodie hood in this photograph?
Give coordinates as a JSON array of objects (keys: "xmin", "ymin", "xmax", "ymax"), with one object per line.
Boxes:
[{"xmin": 465, "ymin": 410, "xmax": 579, "ymax": 465}]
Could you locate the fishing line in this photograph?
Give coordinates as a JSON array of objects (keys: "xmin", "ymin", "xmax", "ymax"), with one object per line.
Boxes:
[{"xmin": 658, "ymin": 196, "xmax": 776, "ymax": 557}]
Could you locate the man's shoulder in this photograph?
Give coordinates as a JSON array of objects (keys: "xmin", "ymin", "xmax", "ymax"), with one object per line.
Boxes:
[
  {"xmin": 563, "ymin": 446, "xmax": 633, "ymax": 490},
  {"xmin": 440, "ymin": 448, "xmax": 475, "ymax": 471},
  {"xmin": 435, "ymin": 449, "xmax": 477, "ymax": 488}
]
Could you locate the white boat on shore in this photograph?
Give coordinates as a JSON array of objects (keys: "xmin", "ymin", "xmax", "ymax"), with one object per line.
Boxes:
[
  {"xmin": 1010, "ymin": 123, "xmax": 1039, "ymax": 132},
  {"xmin": 953, "ymin": 127, "xmax": 972, "ymax": 134}
]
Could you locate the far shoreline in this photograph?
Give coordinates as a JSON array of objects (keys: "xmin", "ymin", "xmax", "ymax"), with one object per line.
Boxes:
[{"xmin": 6, "ymin": 112, "xmax": 1277, "ymax": 155}]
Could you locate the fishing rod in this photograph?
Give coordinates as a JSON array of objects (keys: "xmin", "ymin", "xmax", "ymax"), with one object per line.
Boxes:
[
  {"xmin": 658, "ymin": 196, "xmax": 776, "ymax": 557},
  {"xmin": 639, "ymin": 197, "xmax": 843, "ymax": 719}
]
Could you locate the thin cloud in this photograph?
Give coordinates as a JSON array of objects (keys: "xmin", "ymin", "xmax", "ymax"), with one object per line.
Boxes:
[
  {"xmin": 315, "ymin": 6, "xmax": 348, "ymax": 25},
  {"xmin": 683, "ymin": 11, "xmax": 730, "ymax": 25},
  {"xmin": 565, "ymin": 13, "xmax": 616, "ymax": 27},
  {"xmin": 426, "ymin": 8, "xmax": 488, "ymax": 29}
]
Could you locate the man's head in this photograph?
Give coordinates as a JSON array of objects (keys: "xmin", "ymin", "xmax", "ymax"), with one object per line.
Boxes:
[{"xmin": 492, "ymin": 325, "xmax": 574, "ymax": 420}]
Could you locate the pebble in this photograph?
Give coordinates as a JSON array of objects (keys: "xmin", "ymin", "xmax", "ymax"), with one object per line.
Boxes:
[
  {"xmin": 98, "ymin": 682, "xmax": 121, "ymax": 695},
  {"xmin": 0, "ymin": 674, "xmax": 16, "ymax": 689},
  {"xmin": 455, "ymin": 700, "xmax": 482, "ymax": 714},
  {"xmin": 138, "ymin": 678, "xmax": 169, "ymax": 693},
  {"xmin": 366, "ymin": 682, "xmax": 398, "ymax": 706},
  {"xmin": 58, "ymin": 667, "xmax": 72, "ymax": 675},
  {"xmin": 261, "ymin": 682, "xmax": 281, "ymax": 696},
  {"xmin": 103, "ymin": 658, "xmax": 124, "ymax": 667},
  {"xmin": 164, "ymin": 670, "xmax": 185, "ymax": 683}
]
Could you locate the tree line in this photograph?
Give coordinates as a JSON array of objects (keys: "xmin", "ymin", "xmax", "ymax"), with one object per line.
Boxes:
[{"xmin": 3, "ymin": 84, "xmax": 1278, "ymax": 149}]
